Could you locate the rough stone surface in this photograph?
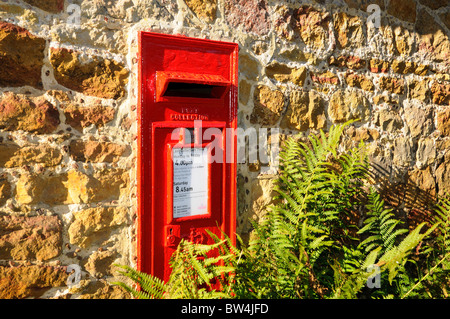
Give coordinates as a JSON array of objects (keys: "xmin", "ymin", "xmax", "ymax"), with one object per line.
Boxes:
[
  {"xmin": 369, "ymin": 59, "xmax": 390, "ymax": 73},
  {"xmin": 415, "ymin": 9, "xmax": 450, "ymax": 63},
  {"xmin": 50, "ymin": 48, "xmax": 129, "ymax": 100},
  {"xmin": 311, "ymin": 71, "xmax": 340, "ymax": 85},
  {"xmin": 0, "ymin": 22, "xmax": 45, "ymax": 89},
  {"xmin": 329, "ymin": 55, "xmax": 366, "ymax": 70},
  {"xmin": 0, "ymin": 177, "xmax": 11, "ymax": 207},
  {"xmin": 333, "ymin": 12, "xmax": 364, "ymax": 49},
  {"xmin": 265, "ymin": 62, "xmax": 307, "ymax": 86},
  {"xmin": 68, "ymin": 207, "xmax": 128, "ymax": 248},
  {"xmin": 408, "ymin": 79, "xmax": 430, "ymax": 102},
  {"xmin": 328, "ymin": 89, "xmax": 370, "ymax": 123},
  {"xmin": 224, "ymin": 0, "xmax": 270, "ymax": 35},
  {"xmin": 22, "ymin": 0, "xmax": 63, "ymax": 13},
  {"xmin": 291, "ymin": 6, "xmax": 330, "ymax": 50},
  {"xmin": 0, "ymin": 265, "xmax": 67, "ymax": 299},
  {"xmin": 0, "ymin": 144, "xmax": 62, "ymax": 168},
  {"xmin": 185, "ymin": 0, "xmax": 217, "ymax": 22},
  {"xmin": 0, "ymin": 215, "xmax": 62, "ymax": 261},
  {"xmin": 84, "ymin": 249, "xmax": 118, "ymax": 278},
  {"xmin": 250, "ymin": 85, "xmax": 285, "ymax": 126},
  {"xmin": 63, "ymin": 103, "xmax": 115, "ymax": 132},
  {"xmin": 437, "ymin": 109, "xmax": 450, "ymax": 136},
  {"xmin": 15, "ymin": 169, "xmax": 129, "ymax": 205},
  {"xmin": 404, "ymin": 105, "xmax": 434, "ymax": 138},
  {"xmin": 281, "ymin": 90, "xmax": 326, "ymax": 131},
  {"xmin": 387, "ymin": 0, "xmax": 417, "ymax": 23},
  {"xmin": 393, "ymin": 137, "xmax": 413, "ymax": 166},
  {"xmin": 436, "ymin": 154, "xmax": 450, "ymax": 197},
  {"xmin": 416, "ymin": 137, "xmax": 436, "ymax": 168},
  {"xmin": 78, "ymin": 279, "xmax": 129, "ymax": 299},
  {"xmin": 374, "ymin": 109, "xmax": 403, "ymax": 132},
  {"xmin": 408, "ymin": 166, "xmax": 437, "ymax": 202},
  {"xmin": 378, "ymin": 76, "xmax": 405, "ymax": 95},
  {"xmin": 345, "ymin": 73, "xmax": 375, "ymax": 92},
  {"xmin": 431, "ymin": 82, "xmax": 450, "ymax": 106},
  {"xmin": 69, "ymin": 140, "xmax": 127, "ymax": 163},
  {"xmin": 0, "ymin": 93, "xmax": 60, "ymax": 134}
]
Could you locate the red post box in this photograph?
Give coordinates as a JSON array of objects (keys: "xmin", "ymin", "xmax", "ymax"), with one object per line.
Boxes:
[{"xmin": 137, "ymin": 32, "xmax": 238, "ymax": 282}]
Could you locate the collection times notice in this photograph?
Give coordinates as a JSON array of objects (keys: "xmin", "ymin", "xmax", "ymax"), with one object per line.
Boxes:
[{"xmin": 172, "ymin": 147, "xmax": 209, "ymax": 219}]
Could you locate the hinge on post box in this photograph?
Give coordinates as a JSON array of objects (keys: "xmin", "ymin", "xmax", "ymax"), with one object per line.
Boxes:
[{"xmin": 164, "ymin": 225, "xmax": 180, "ymax": 247}]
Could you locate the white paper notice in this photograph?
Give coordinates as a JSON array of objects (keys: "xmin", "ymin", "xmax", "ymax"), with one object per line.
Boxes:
[{"xmin": 172, "ymin": 147, "xmax": 209, "ymax": 219}]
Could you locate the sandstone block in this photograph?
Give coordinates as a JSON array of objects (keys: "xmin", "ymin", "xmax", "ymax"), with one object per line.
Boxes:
[
  {"xmin": 69, "ymin": 140, "xmax": 127, "ymax": 163},
  {"xmin": 265, "ymin": 61, "xmax": 292, "ymax": 83},
  {"xmin": 333, "ymin": 12, "xmax": 364, "ymax": 49},
  {"xmin": 23, "ymin": 0, "xmax": 63, "ymax": 13},
  {"xmin": 250, "ymin": 85, "xmax": 285, "ymax": 126},
  {"xmin": 393, "ymin": 25, "xmax": 416, "ymax": 57},
  {"xmin": 408, "ymin": 79, "xmax": 430, "ymax": 102},
  {"xmin": 50, "ymin": 48, "xmax": 129, "ymax": 100},
  {"xmin": 393, "ymin": 137, "xmax": 413, "ymax": 167},
  {"xmin": 15, "ymin": 169, "xmax": 130, "ymax": 205},
  {"xmin": 184, "ymin": 0, "xmax": 216, "ymax": 22},
  {"xmin": 431, "ymin": 81, "xmax": 450, "ymax": 106},
  {"xmin": 0, "ymin": 92, "xmax": 60, "ymax": 134},
  {"xmin": 0, "ymin": 214, "xmax": 62, "ymax": 261},
  {"xmin": 78, "ymin": 279, "xmax": 129, "ymax": 299},
  {"xmin": 291, "ymin": 6, "xmax": 330, "ymax": 50},
  {"xmin": 64, "ymin": 103, "xmax": 115, "ymax": 132},
  {"xmin": 437, "ymin": 109, "xmax": 450, "ymax": 136},
  {"xmin": 251, "ymin": 176, "xmax": 277, "ymax": 221},
  {"xmin": 0, "ymin": 22, "xmax": 45, "ymax": 89},
  {"xmin": 266, "ymin": 62, "xmax": 308, "ymax": 87},
  {"xmin": 239, "ymin": 53, "xmax": 259, "ymax": 80},
  {"xmin": 281, "ymin": 90, "xmax": 326, "ymax": 131},
  {"xmin": 407, "ymin": 166, "xmax": 437, "ymax": 204},
  {"xmin": 0, "ymin": 177, "xmax": 11, "ymax": 207},
  {"xmin": 416, "ymin": 137, "xmax": 436, "ymax": 167},
  {"xmin": 436, "ymin": 154, "xmax": 450, "ymax": 197},
  {"xmin": 15, "ymin": 173, "xmax": 45, "ymax": 205},
  {"xmin": 0, "ymin": 144, "xmax": 62, "ymax": 168},
  {"xmin": 68, "ymin": 207, "xmax": 128, "ymax": 248},
  {"xmin": 387, "ymin": 0, "xmax": 416, "ymax": 23},
  {"xmin": 0, "ymin": 265, "xmax": 67, "ymax": 299},
  {"xmin": 343, "ymin": 0, "xmax": 385, "ymax": 10},
  {"xmin": 374, "ymin": 109, "xmax": 403, "ymax": 132},
  {"xmin": 311, "ymin": 71, "xmax": 340, "ymax": 85},
  {"xmin": 84, "ymin": 250, "xmax": 118, "ymax": 278},
  {"xmin": 378, "ymin": 76, "xmax": 405, "ymax": 95},
  {"xmin": 416, "ymin": 9, "xmax": 450, "ymax": 63},
  {"xmin": 329, "ymin": 55, "xmax": 366, "ymax": 70},
  {"xmin": 404, "ymin": 104, "xmax": 433, "ymax": 138},
  {"xmin": 391, "ymin": 60, "xmax": 428, "ymax": 76},
  {"xmin": 328, "ymin": 89, "xmax": 370, "ymax": 123},
  {"xmin": 239, "ymin": 79, "xmax": 251, "ymax": 105},
  {"xmin": 345, "ymin": 73, "xmax": 375, "ymax": 92},
  {"xmin": 369, "ymin": 59, "xmax": 389, "ymax": 73},
  {"xmin": 224, "ymin": 0, "xmax": 270, "ymax": 35}
]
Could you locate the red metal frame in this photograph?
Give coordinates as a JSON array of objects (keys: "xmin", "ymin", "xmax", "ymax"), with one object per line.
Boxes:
[{"xmin": 137, "ymin": 31, "xmax": 238, "ymax": 283}]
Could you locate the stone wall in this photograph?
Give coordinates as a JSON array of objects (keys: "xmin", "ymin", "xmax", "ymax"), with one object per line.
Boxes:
[{"xmin": 0, "ymin": 0, "xmax": 448, "ymax": 298}]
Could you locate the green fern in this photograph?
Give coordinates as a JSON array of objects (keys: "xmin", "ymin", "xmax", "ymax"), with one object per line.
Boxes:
[
  {"xmin": 358, "ymin": 189, "xmax": 408, "ymax": 254},
  {"xmin": 113, "ymin": 264, "xmax": 167, "ymax": 299},
  {"xmin": 114, "ymin": 237, "xmax": 236, "ymax": 299}
]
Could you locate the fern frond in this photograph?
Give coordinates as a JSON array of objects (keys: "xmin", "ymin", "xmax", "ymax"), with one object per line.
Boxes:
[{"xmin": 113, "ymin": 264, "xmax": 167, "ymax": 299}]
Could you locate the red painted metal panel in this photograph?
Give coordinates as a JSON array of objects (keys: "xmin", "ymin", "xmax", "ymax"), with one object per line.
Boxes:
[{"xmin": 137, "ymin": 31, "xmax": 238, "ymax": 283}]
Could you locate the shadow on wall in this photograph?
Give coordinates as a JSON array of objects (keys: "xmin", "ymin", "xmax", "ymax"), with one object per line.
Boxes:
[{"xmin": 369, "ymin": 160, "xmax": 438, "ymax": 230}]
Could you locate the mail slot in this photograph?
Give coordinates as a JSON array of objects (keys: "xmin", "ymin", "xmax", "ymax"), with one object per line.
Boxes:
[{"xmin": 137, "ymin": 32, "xmax": 238, "ymax": 282}]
